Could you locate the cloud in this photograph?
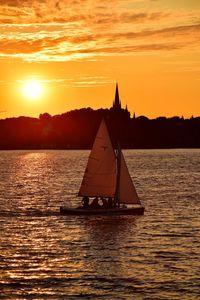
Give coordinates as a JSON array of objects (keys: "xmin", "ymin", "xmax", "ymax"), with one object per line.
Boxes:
[
  {"xmin": 0, "ymin": 0, "xmax": 119, "ymax": 24},
  {"xmin": 69, "ymin": 75, "xmax": 114, "ymax": 88},
  {"xmin": 0, "ymin": 0, "xmax": 200, "ymax": 61}
]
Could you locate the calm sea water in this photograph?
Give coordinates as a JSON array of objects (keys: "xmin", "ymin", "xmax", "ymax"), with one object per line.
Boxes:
[{"xmin": 0, "ymin": 149, "xmax": 199, "ymax": 300}]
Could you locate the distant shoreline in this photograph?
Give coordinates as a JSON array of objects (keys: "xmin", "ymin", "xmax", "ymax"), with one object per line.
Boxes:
[{"xmin": 0, "ymin": 108, "xmax": 199, "ymax": 149}]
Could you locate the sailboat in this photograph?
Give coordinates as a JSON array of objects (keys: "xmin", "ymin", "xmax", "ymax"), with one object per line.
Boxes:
[{"xmin": 60, "ymin": 119, "xmax": 144, "ymax": 215}]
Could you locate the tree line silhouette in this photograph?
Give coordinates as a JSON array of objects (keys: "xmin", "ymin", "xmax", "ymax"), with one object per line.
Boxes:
[{"xmin": 0, "ymin": 107, "xmax": 199, "ymax": 149}]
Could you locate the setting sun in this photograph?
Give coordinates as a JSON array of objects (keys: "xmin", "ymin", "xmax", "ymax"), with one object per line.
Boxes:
[{"xmin": 22, "ymin": 80, "xmax": 43, "ymax": 100}]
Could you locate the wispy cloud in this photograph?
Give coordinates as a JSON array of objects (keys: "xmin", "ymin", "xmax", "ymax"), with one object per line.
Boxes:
[
  {"xmin": 6, "ymin": 75, "xmax": 112, "ymax": 88},
  {"xmin": 0, "ymin": 0, "xmax": 200, "ymax": 61},
  {"xmin": 69, "ymin": 75, "xmax": 114, "ymax": 88}
]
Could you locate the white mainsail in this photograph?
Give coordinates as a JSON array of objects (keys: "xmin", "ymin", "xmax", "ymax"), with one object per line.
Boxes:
[
  {"xmin": 78, "ymin": 119, "xmax": 116, "ymax": 198},
  {"xmin": 118, "ymin": 150, "xmax": 141, "ymax": 204}
]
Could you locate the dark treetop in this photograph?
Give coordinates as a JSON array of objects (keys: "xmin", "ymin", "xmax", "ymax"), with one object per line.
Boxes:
[{"xmin": 0, "ymin": 107, "xmax": 199, "ymax": 149}]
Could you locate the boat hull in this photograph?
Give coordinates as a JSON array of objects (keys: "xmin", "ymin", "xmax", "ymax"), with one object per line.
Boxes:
[{"xmin": 60, "ymin": 206, "xmax": 144, "ymax": 215}]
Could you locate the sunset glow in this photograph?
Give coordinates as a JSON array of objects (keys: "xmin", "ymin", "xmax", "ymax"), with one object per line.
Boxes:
[
  {"xmin": 22, "ymin": 80, "xmax": 43, "ymax": 100},
  {"xmin": 0, "ymin": 0, "xmax": 199, "ymax": 118}
]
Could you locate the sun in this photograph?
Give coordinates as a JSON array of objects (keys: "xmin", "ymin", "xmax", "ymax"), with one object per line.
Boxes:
[{"xmin": 22, "ymin": 80, "xmax": 43, "ymax": 100}]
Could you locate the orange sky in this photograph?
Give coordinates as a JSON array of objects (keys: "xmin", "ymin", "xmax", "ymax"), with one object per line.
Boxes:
[{"xmin": 0, "ymin": 0, "xmax": 200, "ymax": 119}]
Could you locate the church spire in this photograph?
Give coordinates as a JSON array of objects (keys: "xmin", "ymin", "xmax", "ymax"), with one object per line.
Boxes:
[{"xmin": 113, "ymin": 82, "xmax": 121, "ymax": 109}]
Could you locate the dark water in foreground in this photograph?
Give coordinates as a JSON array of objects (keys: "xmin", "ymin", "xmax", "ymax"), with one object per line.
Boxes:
[{"xmin": 0, "ymin": 149, "xmax": 199, "ymax": 299}]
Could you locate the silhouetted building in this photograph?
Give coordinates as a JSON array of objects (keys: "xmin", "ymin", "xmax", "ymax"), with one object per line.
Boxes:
[
  {"xmin": 110, "ymin": 83, "xmax": 130, "ymax": 118},
  {"xmin": 108, "ymin": 83, "xmax": 131, "ymax": 147},
  {"xmin": 112, "ymin": 83, "xmax": 121, "ymax": 110}
]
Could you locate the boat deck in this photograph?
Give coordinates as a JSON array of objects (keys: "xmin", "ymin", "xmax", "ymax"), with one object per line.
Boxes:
[{"xmin": 60, "ymin": 206, "xmax": 144, "ymax": 215}]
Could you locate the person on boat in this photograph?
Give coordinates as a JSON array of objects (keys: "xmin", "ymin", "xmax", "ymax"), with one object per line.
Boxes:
[
  {"xmin": 101, "ymin": 197, "xmax": 108, "ymax": 208},
  {"xmin": 82, "ymin": 196, "xmax": 89, "ymax": 208},
  {"xmin": 90, "ymin": 197, "xmax": 101, "ymax": 209}
]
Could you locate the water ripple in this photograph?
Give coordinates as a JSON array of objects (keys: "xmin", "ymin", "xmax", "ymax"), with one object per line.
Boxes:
[{"xmin": 0, "ymin": 149, "xmax": 200, "ymax": 299}]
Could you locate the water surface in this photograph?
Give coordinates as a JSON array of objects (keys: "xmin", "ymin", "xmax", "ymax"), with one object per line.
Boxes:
[{"xmin": 0, "ymin": 149, "xmax": 199, "ymax": 299}]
